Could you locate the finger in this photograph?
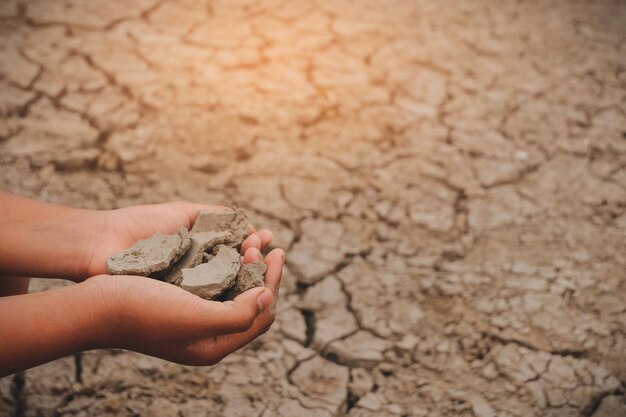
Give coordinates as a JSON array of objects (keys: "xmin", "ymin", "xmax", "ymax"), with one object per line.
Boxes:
[
  {"xmin": 243, "ymin": 247, "xmax": 263, "ymax": 264},
  {"xmin": 124, "ymin": 278, "xmax": 270, "ymax": 338},
  {"xmin": 185, "ymin": 250, "xmax": 284, "ymax": 363},
  {"xmin": 240, "ymin": 233, "xmax": 262, "ymax": 254},
  {"xmin": 0, "ymin": 276, "xmax": 30, "ymax": 297},
  {"xmin": 256, "ymin": 229, "xmax": 273, "ymax": 249},
  {"xmin": 196, "ymin": 299, "xmax": 277, "ymax": 364},
  {"xmin": 263, "ymin": 248, "xmax": 285, "ymax": 296},
  {"xmin": 192, "ymin": 286, "xmax": 273, "ymax": 336}
]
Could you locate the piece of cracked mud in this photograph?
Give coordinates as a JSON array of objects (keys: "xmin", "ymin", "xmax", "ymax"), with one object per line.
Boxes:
[
  {"xmin": 190, "ymin": 208, "xmax": 248, "ymax": 247},
  {"xmin": 163, "ymin": 230, "xmax": 232, "ymax": 285},
  {"xmin": 289, "ymin": 356, "xmax": 349, "ymax": 411},
  {"xmin": 236, "ymin": 260, "xmax": 267, "ymax": 292},
  {"xmin": 326, "ymin": 331, "xmax": 388, "ymax": 368},
  {"xmin": 222, "ymin": 260, "xmax": 267, "ymax": 299},
  {"xmin": 180, "ymin": 245, "xmax": 241, "ymax": 300},
  {"xmin": 107, "ymin": 227, "xmax": 190, "ymax": 276}
]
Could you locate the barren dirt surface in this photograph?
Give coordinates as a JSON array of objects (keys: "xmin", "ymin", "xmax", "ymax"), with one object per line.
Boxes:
[{"xmin": 1, "ymin": 0, "xmax": 626, "ymax": 416}]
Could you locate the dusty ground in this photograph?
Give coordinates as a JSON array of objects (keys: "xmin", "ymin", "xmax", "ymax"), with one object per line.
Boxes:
[{"xmin": 1, "ymin": 0, "xmax": 626, "ymax": 416}]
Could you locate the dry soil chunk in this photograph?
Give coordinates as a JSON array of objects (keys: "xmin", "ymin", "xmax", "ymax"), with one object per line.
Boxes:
[
  {"xmin": 326, "ymin": 331, "xmax": 388, "ymax": 368},
  {"xmin": 163, "ymin": 230, "xmax": 232, "ymax": 285},
  {"xmin": 180, "ymin": 245, "xmax": 241, "ymax": 300},
  {"xmin": 107, "ymin": 228, "xmax": 190, "ymax": 276},
  {"xmin": 223, "ymin": 260, "xmax": 267, "ymax": 299},
  {"xmin": 235, "ymin": 260, "xmax": 266, "ymax": 291},
  {"xmin": 290, "ymin": 356, "xmax": 349, "ymax": 411},
  {"xmin": 190, "ymin": 208, "xmax": 248, "ymax": 247}
]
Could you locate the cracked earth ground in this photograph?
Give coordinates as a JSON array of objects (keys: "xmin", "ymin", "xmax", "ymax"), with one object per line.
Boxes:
[{"xmin": 1, "ymin": 0, "xmax": 625, "ymax": 416}]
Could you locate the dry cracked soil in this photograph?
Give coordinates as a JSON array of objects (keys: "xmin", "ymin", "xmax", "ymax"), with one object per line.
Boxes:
[{"xmin": 1, "ymin": 1, "xmax": 625, "ymax": 416}]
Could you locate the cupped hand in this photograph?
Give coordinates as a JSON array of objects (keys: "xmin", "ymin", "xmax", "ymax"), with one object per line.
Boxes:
[
  {"xmin": 83, "ymin": 202, "xmax": 273, "ymax": 279},
  {"xmin": 85, "ymin": 247, "xmax": 284, "ymax": 365}
]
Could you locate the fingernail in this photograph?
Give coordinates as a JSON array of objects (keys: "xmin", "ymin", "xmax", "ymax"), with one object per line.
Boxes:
[{"xmin": 256, "ymin": 289, "xmax": 273, "ymax": 312}]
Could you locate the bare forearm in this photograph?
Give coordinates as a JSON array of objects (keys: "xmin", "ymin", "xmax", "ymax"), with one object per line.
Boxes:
[
  {"xmin": 0, "ymin": 281, "xmax": 106, "ymax": 377},
  {"xmin": 0, "ymin": 191, "xmax": 103, "ymax": 280}
]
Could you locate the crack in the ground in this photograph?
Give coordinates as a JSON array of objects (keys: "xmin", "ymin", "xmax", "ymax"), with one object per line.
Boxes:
[
  {"xmin": 300, "ymin": 308, "xmax": 316, "ymax": 348},
  {"xmin": 487, "ymin": 333, "xmax": 586, "ymax": 359},
  {"xmin": 73, "ymin": 353, "xmax": 83, "ymax": 384},
  {"xmin": 2, "ymin": 1, "xmax": 625, "ymax": 415},
  {"xmin": 10, "ymin": 372, "xmax": 24, "ymax": 417},
  {"xmin": 581, "ymin": 387, "xmax": 626, "ymax": 417}
]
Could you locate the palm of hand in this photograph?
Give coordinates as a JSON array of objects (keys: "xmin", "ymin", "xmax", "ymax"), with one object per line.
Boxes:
[
  {"xmin": 79, "ymin": 201, "xmax": 283, "ymax": 365},
  {"xmin": 88, "ymin": 233, "xmax": 284, "ymax": 366},
  {"xmin": 85, "ymin": 202, "xmax": 223, "ymax": 277}
]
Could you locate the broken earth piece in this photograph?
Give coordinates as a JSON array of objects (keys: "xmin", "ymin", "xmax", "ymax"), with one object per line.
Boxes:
[
  {"xmin": 180, "ymin": 245, "xmax": 241, "ymax": 300},
  {"xmin": 221, "ymin": 260, "xmax": 267, "ymax": 300},
  {"xmin": 163, "ymin": 230, "xmax": 232, "ymax": 285},
  {"xmin": 190, "ymin": 208, "xmax": 249, "ymax": 248},
  {"xmin": 106, "ymin": 227, "xmax": 190, "ymax": 277},
  {"xmin": 106, "ymin": 209, "xmax": 267, "ymax": 300}
]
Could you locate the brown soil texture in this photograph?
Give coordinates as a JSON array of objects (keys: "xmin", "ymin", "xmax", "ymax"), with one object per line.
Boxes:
[{"xmin": 1, "ymin": 0, "xmax": 625, "ymax": 416}]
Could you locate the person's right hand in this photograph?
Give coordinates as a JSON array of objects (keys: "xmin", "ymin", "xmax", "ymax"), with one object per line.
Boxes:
[{"xmin": 84, "ymin": 247, "xmax": 284, "ymax": 365}]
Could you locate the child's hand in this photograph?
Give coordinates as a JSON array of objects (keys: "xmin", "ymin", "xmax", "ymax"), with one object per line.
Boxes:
[
  {"xmin": 85, "ymin": 247, "xmax": 284, "ymax": 365},
  {"xmin": 0, "ymin": 192, "xmax": 285, "ymax": 375},
  {"xmin": 83, "ymin": 202, "xmax": 273, "ymax": 279},
  {"xmin": 0, "ymin": 193, "xmax": 273, "ymax": 281}
]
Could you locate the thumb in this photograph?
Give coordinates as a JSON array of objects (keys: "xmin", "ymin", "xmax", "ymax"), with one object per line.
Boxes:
[{"xmin": 202, "ymin": 286, "xmax": 273, "ymax": 335}]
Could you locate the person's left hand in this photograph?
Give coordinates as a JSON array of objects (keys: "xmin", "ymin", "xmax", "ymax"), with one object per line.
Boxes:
[
  {"xmin": 80, "ymin": 246, "xmax": 284, "ymax": 366},
  {"xmin": 82, "ymin": 202, "xmax": 273, "ymax": 279}
]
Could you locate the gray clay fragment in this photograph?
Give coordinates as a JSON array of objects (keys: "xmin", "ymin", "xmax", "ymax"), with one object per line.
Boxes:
[
  {"xmin": 107, "ymin": 227, "xmax": 190, "ymax": 276},
  {"xmin": 190, "ymin": 208, "xmax": 248, "ymax": 248},
  {"xmin": 172, "ymin": 227, "xmax": 191, "ymax": 262},
  {"xmin": 223, "ymin": 260, "xmax": 267, "ymax": 299},
  {"xmin": 180, "ymin": 245, "xmax": 241, "ymax": 300},
  {"xmin": 163, "ymin": 230, "xmax": 231, "ymax": 285}
]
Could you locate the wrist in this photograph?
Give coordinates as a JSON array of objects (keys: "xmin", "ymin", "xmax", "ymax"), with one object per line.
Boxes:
[
  {"xmin": 53, "ymin": 207, "xmax": 108, "ymax": 282},
  {"xmin": 0, "ymin": 278, "xmax": 121, "ymax": 375},
  {"xmin": 74, "ymin": 209, "xmax": 110, "ymax": 280},
  {"xmin": 0, "ymin": 192, "xmax": 108, "ymax": 281},
  {"xmin": 77, "ymin": 277, "xmax": 126, "ymax": 350}
]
